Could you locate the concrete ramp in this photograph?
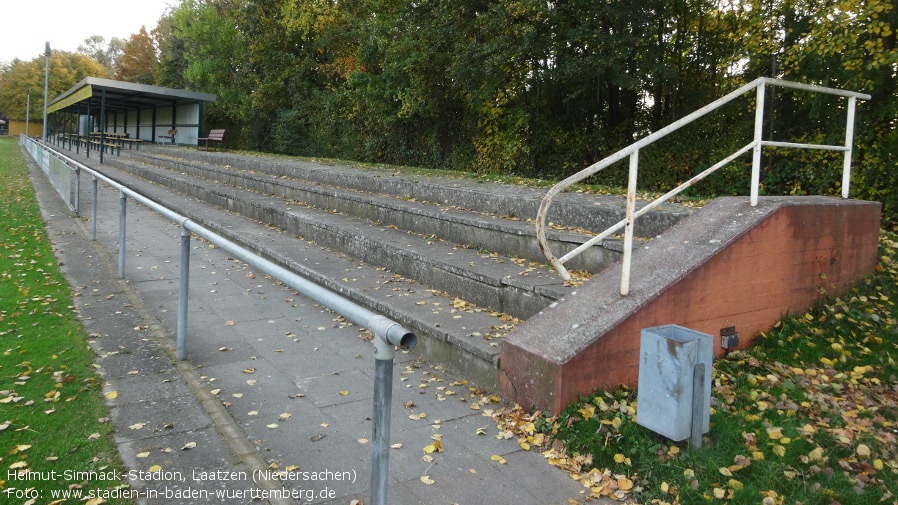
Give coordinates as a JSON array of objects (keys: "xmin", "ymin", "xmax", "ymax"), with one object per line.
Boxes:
[{"xmin": 499, "ymin": 196, "xmax": 881, "ymax": 413}]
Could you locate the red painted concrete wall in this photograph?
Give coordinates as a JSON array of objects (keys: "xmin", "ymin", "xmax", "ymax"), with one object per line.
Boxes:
[{"xmin": 500, "ymin": 197, "xmax": 881, "ymax": 414}]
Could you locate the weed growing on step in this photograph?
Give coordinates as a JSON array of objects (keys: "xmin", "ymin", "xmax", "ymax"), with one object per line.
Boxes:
[
  {"xmin": 496, "ymin": 231, "xmax": 898, "ymax": 504},
  {"xmin": 0, "ymin": 139, "xmax": 130, "ymax": 503}
]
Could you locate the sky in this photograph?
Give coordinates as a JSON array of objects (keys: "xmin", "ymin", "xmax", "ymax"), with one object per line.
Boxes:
[{"xmin": 2, "ymin": 0, "xmax": 177, "ymax": 64}]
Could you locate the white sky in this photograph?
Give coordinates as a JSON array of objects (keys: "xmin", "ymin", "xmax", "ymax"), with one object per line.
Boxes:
[{"xmin": 2, "ymin": 0, "xmax": 178, "ymax": 64}]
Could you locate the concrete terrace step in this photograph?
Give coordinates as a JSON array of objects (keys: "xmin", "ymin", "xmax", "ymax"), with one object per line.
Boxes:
[
  {"xmin": 104, "ymin": 155, "xmax": 571, "ymax": 321},
  {"xmin": 68, "ymin": 154, "xmax": 510, "ymax": 388},
  {"xmin": 125, "ymin": 150, "xmax": 622, "ymax": 273},
  {"xmin": 138, "ymin": 146, "xmax": 692, "ymax": 239}
]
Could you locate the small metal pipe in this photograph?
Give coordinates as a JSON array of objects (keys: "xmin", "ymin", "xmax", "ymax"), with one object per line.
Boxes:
[
  {"xmin": 620, "ymin": 150, "xmax": 639, "ymax": 296},
  {"xmin": 690, "ymin": 363, "xmax": 706, "ymax": 450},
  {"xmin": 176, "ymin": 225, "xmax": 191, "ymax": 361},
  {"xmin": 118, "ymin": 192, "xmax": 127, "ymax": 278},
  {"xmin": 91, "ymin": 176, "xmax": 98, "ymax": 240},
  {"xmin": 842, "ymin": 96, "xmax": 857, "ymax": 199},
  {"xmin": 750, "ymin": 84, "xmax": 766, "ymax": 206}
]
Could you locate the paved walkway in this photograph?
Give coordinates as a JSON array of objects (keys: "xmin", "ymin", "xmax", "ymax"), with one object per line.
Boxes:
[{"xmin": 24, "ymin": 147, "xmax": 593, "ymax": 505}]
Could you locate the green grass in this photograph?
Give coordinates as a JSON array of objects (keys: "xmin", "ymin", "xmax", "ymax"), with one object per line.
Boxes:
[
  {"xmin": 499, "ymin": 231, "xmax": 898, "ymax": 504},
  {"xmin": 0, "ymin": 138, "xmax": 132, "ymax": 504}
]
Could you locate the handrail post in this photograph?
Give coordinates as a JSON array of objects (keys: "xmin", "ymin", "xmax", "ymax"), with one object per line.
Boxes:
[
  {"xmin": 91, "ymin": 176, "xmax": 98, "ymax": 241},
  {"xmin": 176, "ymin": 224, "xmax": 191, "ymax": 361},
  {"xmin": 842, "ymin": 96, "xmax": 857, "ymax": 199},
  {"xmin": 368, "ymin": 316, "xmax": 416, "ymax": 505},
  {"xmin": 118, "ymin": 191, "xmax": 127, "ymax": 278},
  {"xmin": 750, "ymin": 82, "xmax": 766, "ymax": 206},
  {"xmin": 73, "ymin": 166, "xmax": 81, "ymax": 217},
  {"xmin": 621, "ymin": 150, "xmax": 639, "ymax": 296}
]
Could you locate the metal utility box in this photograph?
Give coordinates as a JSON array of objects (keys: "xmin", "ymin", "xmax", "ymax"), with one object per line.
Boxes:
[{"xmin": 636, "ymin": 325, "xmax": 713, "ymax": 441}]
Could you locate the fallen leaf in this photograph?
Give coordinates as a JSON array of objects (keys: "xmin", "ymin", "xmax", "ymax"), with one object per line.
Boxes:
[
  {"xmin": 420, "ymin": 475, "xmax": 435, "ymax": 485},
  {"xmin": 182, "ymin": 442, "xmax": 197, "ymax": 450},
  {"xmin": 490, "ymin": 454, "xmax": 507, "ymax": 464},
  {"xmin": 105, "ymin": 391, "xmax": 118, "ymax": 400},
  {"xmin": 136, "ymin": 452, "xmax": 150, "ymax": 458}
]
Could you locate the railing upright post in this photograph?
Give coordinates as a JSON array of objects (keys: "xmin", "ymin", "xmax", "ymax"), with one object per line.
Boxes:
[
  {"xmin": 73, "ymin": 167, "xmax": 81, "ymax": 217},
  {"xmin": 91, "ymin": 176, "xmax": 98, "ymax": 241},
  {"xmin": 176, "ymin": 224, "xmax": 191, "ymax": 361},
  {"xmin": 118, "ymin": 191, "xmax": 127, "ymax": 278},
  {"xmin": 751, "ymin": 83, "xmax": 766, "ymax": 206},
  {"xmin": 621, "ymin": 150, "xmax": 639, "ymax": 296},
  {"xmin": 842, "ymin": 96, "xmax": 857, "ymax": 199}
]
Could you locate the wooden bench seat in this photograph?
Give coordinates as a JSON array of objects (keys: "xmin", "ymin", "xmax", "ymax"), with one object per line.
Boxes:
[
  {"xmin": 197, "ymin": 129, "xmax": 226, "ymax": 151},
  {"xmin": 158, "ymin": 129, "xmax": 177, "ymax": 144}
]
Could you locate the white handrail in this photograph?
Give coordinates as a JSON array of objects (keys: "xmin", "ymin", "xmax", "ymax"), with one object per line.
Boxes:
[{"xmin": 536, "ymin": 78, "xmax": 871, "ymax": 292}]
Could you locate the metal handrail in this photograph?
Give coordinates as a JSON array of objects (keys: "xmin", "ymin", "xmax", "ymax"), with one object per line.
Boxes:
[
  {"xmin": 536, "ymin": 77, "xmax": 871, "ymax": 295},
  {"xmin": 20, "ymin": 135, "xmax": 411, "ymax": 505}
]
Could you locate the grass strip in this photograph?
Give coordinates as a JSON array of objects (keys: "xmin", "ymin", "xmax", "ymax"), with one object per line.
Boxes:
[{"xmin": 0, "ymin": 138, "xmax": 131, "ymax": 504}]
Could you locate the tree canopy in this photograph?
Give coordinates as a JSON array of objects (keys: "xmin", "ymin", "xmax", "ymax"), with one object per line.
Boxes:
[{"xmin": 2, "ymin": 0, "xmax": 895, "ymax": 227}]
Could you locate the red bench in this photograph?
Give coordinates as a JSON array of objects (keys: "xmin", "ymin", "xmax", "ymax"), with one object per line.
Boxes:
[{"xmin": 197, "ymin": 129, "xmax": 226, "ymax": 151}]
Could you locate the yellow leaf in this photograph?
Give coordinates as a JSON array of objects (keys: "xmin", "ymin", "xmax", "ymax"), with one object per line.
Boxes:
[
  {"xmin": 873, "ymin": 459, "xmax": 884, "ymax": 470},
  {"xmin": 578, "ymin": 404, "xmax": 596, "ymax": 421},
  {"xmin": 766, "ymin": 427, "xmax": 783, "ymax": 440},
  {"xmin": 129, "ymin": 423, "xmax": 146, "ymax": 430},
  {"xmin": 614, "ymin": 453, "xmax": 626, "ymax": 464},
  {"xmin": 358, "ymin": 438, "xmax": 368, "ymax": 444},
  {"xmin": 713, "ymin": 488, "xmax": 726, "ymax": 499},
  {"xmin": 728, "ymin": 478, "xmax": 744, "ymax": 490},
  {"xmin": 136, "ymin": 452, "xmax": 150, "ymax": 458},
  {"xmin": 857, "ymin": 444, "xmax": 871, "ymax": 459},
  {"xmin": 279, "ymin": 413, "xmax": 292, "ymax": 420},
  {"xmin": 266, "ymin": 423, "xmax": 278, "ymax": 429},
  {"xmin": 772, "ymin": 445, "xmax": 786, "ymax": 457},
  {"xmin": 617, "ymin": 477, "xmax": 633, "ymax": 491},
  {"xmin": 660, "ymin": 481, "xmax": 669, "ymax": 493},
  {"xmin": 420, "ymin": 475, "xmax": 435, "ymax": 485},
  {"xmin": 340, "ymin": 390, "xmax": 349, "ymax": 396},
  {"xmin": 490, "ymin": 454, "xmax": 507, "ymax": 464},
  {"xmin": 719, "ymin": 467, "xmax": 733, "ymax": 477},
  {"xmin": 149, "ymin": 465, "xmax": 162, "ymax": 472},
  {"xmin": 105, "ymin": 391, "xmax": 118, "ymax": 400}
]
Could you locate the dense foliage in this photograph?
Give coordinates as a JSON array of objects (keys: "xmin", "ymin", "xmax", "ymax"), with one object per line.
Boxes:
[{"xmin": 2, "ymin": 0, "xmax": 895, "ymax": 226}]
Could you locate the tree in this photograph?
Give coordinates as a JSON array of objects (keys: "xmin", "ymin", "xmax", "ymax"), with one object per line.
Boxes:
[
  {"xmin": 77, "ymin": 35, "xmax": 125, "ymax": 75},
  {"xmin": 0, "ymin": 51, "xmax": 109, "ymax": 120},
  {"xmin": 154, "ymin": 11, "xmax": 189, "ymax": 88},
  {"xmin": 115, "ymin": 27, "xmax": 158, "ymax": 84}
]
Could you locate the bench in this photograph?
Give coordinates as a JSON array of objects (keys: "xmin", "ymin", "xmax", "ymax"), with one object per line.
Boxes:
[
  {"xmin": 197, "ymin": 129, "xmax": 226, "ymax": 151},
  {"xmin": 158, "ymin": 129, "xmax": 177, "ymax": 144}
]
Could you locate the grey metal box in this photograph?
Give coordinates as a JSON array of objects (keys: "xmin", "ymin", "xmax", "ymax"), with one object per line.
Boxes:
[{"xmin": 636, "ymin": 325, "xmax": 713, "ymax": 441}]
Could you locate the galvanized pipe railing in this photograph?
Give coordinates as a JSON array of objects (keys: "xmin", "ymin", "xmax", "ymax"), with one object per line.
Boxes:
[
  {"xmin": 536, "ymin": 77, "xmax": 871, "ymax": 294},
  {"xmin": 20, "ymin": 135, "xmax": 413, "ymax": 505}
]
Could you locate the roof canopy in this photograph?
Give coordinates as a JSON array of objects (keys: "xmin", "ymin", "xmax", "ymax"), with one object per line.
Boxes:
[{"xmin": 48, "ymin": 77, "xmax": 216, "ymax": 114}]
